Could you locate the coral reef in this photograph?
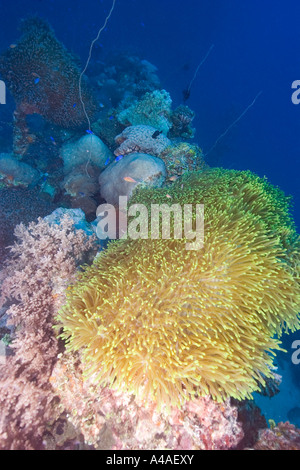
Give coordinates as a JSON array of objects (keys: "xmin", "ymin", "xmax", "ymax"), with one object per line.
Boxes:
[
  {"xmin": 0, "ymin": 17, "xmax": 96, "ymax": 156},
  {"xmin": 232, "ymin": 399, "xmax": 267, "ymax": 449},
  {"xmin": 117, "ymin": 90, "xmax": 172, "ymax": 135},
  {"xmin": 114, "ymin": 125, "xmax": 171, "ymax": 157},
  {"xmin": 0, "ymin": 14, "xmax": 299, "ymax": 450},
  {"xmin": 253, "ymin": 421, "xmax": 300, "ymax": 450},
  {"xmin": 56, "ymin": 168, "xmax": 300, "ymax": 409},
  {"xmin": 0, "ymin": 186, "xmax": 57, "ymax": 266},
  {"xmin": 49, "ymin": 352, "xmax": 244, "ymax": 450},
  {"xmin": 159, "ymin": 142, "xmax": 208, "ymax": 181},
  {"xmin": 169, "ymin": 105, "xmax": 196, "ymax": 139},
  {"xmin": 60, "ymin": 134, "xmax": 112, "ymax": 175},
  {"xmin": 0, "ymin": 215, "xmax": 97, "ymax": 449},
  {"xmin": 0, "ymin": 153, "xmax": 40, "ymax": 188},
  {"xmin": 61, "ymin": 167, "xmax": 101, "ymax": 216},
  {"xmin": 60, "ymin": 134, "xmax": 113, "ymax": 217},
  {"xmin": 98, "ymin": 152, "xmax": 167, "ymax": 206},
  {"xmin": 92, "ymin": 111, "xmax": 125, "ymax": 149},
  {"xmin": 91, "ymin": 52, "xmax": 161, "ymax": 108}
]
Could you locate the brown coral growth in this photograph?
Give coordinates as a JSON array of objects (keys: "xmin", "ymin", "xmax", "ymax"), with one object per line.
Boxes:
[{"xmin": 0, "ymin": 17, "xmax": 96, "ymax": 134}]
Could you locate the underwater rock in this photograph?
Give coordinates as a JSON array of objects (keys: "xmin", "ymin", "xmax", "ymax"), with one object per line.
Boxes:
[
  {"xmin": 0, "ymin": 153, "xmax": 40, "ymax": 188},
  {"xmin": 98, "ymin": 152, "xmax": 166, "ymax": 206},
  {"xmin": 114, "ymin": 125, "xmax": 171, "ymax": 157},
  {"xmin": 117, "ymin": 90, "xmax": 172, "ymax": 135},
  {"xmin": 60, "ymin": 134, "xmax": 113, "ymax": 175}
]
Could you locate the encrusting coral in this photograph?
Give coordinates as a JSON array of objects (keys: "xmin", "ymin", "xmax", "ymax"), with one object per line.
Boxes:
[
  {"xmin": 114, "ymin": 125, "xmax": 171, "ymax": 157},
  {"xmin": 49, "ymin": 351, "xmax": 244, "ymax": 450},
  {"xmin": 56, "ymin": 168, "xmax": 300, "ymax": 409},
  {"xmin": 253, "ymin": 421, "xmax": 300, "ymax": 450},
  {"xmin": 159, "ymin": 142, "xmax": 208, "ymax": 181}
]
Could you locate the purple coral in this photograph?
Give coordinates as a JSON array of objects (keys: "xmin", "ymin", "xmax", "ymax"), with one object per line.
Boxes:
[{"xmin": 114, "ymin": 125, "xmax": 171, "ymax": 157}]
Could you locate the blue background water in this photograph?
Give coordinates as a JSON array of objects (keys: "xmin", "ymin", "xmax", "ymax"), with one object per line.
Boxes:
[{"xmin": 0, "ymin": 0, "xmax": 299, "ymax": 427}]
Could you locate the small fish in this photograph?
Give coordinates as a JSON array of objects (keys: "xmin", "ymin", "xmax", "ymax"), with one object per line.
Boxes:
[
  {"xmin": 182, "ymin": 63, "xmax": 190, "ymax": 72},
  {"xmin": 169, "ymin": 176, "xmax": 178, "ymax": 181},
  {"xmin": 9, "ymin": 44, "xmax": 17, "ymax": 48},
  {"xmin": 99, "ymin": 102, "xmax": 105, "ymax": 108},
  {"xmin": 86, "ymin": 129, "xmax": 94, "ymax": 135},
  {"xmin": 166, "ymin": 194, "xmax": 172, "ymax": 199},
  {"xmin": 115, "ymin": 155, "xmax": 124, "ymax": 162},
  {"xmin": 104, "ymin": 157, "xmax": 110, "ymax": 166},
  {"xmin": 152, "ymin": 130, "xmax": 162, "ymax": 139},
  {"xmin": 73, "ymin": 103, "xmax": 77, "ymax": 108},
  {"xmin": 123, "ymin": 176, "xmax": 137, "ymax": 183},
  {"xmin": 182, "ymin": 87, "xmax": 190, "ymax": 102},
  {"xmin": 34, "ymin": 77, "xmax": 40, "ymax": 84},
  {"xmin": 109, "ymin": 115, "xmax": 114, "ymax": 120}
]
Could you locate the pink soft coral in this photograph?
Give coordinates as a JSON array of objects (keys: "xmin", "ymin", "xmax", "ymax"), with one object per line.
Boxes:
[
  {"xmin": 0, "ymin": 215, "xmax": 96, "ymax": 449},
  {"xmin": 49, "ymin": 352, "xmax": 244, "ymax": 450}
]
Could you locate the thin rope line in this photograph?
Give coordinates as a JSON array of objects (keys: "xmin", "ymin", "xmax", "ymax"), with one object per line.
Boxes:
[
  {"xmin": 186, "ymin": 44, "xmax": 214, "ymax": 97},
  {"xmin": 79, "ymin": 0, "xmax": 116, "ymax": 131},
  {"xmin": 77, "ymin": 0, "xmax": 116, "ymax": 178},
  {"xmin": 205, "ymin": 90, "xmax": 263, "ymax": 157}
]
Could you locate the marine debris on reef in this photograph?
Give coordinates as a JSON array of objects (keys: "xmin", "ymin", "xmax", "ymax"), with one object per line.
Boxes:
[{"xmin": 0, "ymin": 14, "xmax": 299, "ymax": 451}]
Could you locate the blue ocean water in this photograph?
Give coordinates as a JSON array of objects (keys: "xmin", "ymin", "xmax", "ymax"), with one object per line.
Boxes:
[{"xmin": 0, "ymin": 0, "xmax": 299, "ymax": 430}]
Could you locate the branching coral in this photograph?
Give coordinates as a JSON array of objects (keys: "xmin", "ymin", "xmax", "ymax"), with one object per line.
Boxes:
[
  {"xmin": 56, "ymin": 168, "xmax": 300, "ymax": 409},
  {"xmin": 0, "ymin": 215, "xmax": 97, "ymax": 449}
]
